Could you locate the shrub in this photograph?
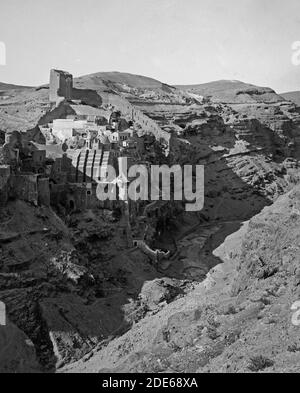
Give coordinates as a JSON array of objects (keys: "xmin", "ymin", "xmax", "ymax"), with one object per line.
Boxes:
[{"xmin": 248, "ymin": 355, "xmax": 274, "ymax": 372}]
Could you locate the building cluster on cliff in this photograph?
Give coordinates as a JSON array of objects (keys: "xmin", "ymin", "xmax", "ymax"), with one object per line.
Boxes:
[{"xmin": 0, "ymin": 69, "xmax": 165, "ymax": 214}]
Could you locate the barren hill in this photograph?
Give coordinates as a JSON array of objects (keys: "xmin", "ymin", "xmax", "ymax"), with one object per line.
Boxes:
[
  {"xmin": 281, "ymin": 91, "xmax": 300, "ymax": 106},
  {"xmin": 75, "ymin": 71, "xmax": 174, "ymax": 92},
  {"xmin": 74, "ymin": 71, "xmax": 193, "ymax": 106},
  {"xmin": 0, "ymin": 82, "xmax": 32, "ymax": 91},
  {"xmin": 175, "ymin": 80, "xmax": 285, "ymax": 104}
]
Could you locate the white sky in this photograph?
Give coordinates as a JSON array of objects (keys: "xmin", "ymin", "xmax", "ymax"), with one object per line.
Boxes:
[{"xmin": 0, "ymin": 0, "xmax": 300, "ymax": 92}]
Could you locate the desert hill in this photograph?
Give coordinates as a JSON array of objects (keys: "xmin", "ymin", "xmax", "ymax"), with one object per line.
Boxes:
[
  {"xmin": 175, "ymin": 80, "xmax": 285, "ymax": 104},
  {"xmin": 75, "ymin": 71, "xmax": 175, "ymax": 92},
  {"xmin": 0, "ymin": 82, "xmax": 32, "ymax": 91},
  {"xmin": 74, "ymin": 71, "xmax": 193, "ymax": 107},
  {"xmin": 281, "ymin": 91, "xmax": 300, "ymax": 106}
]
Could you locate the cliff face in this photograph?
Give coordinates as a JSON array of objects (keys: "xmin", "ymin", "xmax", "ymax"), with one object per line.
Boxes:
[
  {"xmin": 134, "ymin": 89, "xmax": 300, "ymax": 220},
  {"xmin": 142, "ymin": 102, "xmax": 299, "ymax": 223}
]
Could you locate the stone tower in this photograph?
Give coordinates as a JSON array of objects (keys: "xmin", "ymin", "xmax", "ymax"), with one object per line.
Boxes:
[{"xmin": 49, "ymin": 69, "xmax": 73, "ymax": 103}]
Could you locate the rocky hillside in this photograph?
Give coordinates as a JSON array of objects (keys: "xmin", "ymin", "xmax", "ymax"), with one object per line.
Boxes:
[
  {"xmin": 0, "ymin": 87, "xmax": 50, "ymax": 132},
  {"xmin": 75, "ymin": 72, "xmax": 172, "ymax": 92},
  {"xmin": 175, "ymin": 80, "xmax": 285, "ymax": 104},
  {"xmin": 62, "ymin": 186, "xmax": 300, "ymax": 373},
  {"xmin": 0, "ymin": 199, "xmax": 176, "ymax": 370},
  {"xmin": 73, "ymin": 72, "xmax": 196, "ymax": 124},
  {"xmin": 281, "ymin": 91, "xmax": 300, "ymax": 106},
  {"xmin": 0, "ymin": 82, "xmax": 32, "ymax": 91},
  {"xmin": 0, "ymin": 319, "xmax": 40, "ymax": 373}
]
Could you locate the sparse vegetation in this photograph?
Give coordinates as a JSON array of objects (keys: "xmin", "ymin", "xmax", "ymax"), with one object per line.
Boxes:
[{"xmin": 248, "ymin": 356, "xmax": 274, "ymax": 372}]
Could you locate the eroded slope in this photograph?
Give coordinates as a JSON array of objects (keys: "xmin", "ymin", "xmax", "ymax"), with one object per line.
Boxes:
[{"xmin": 63, "ymin": 187, "xmax": 300, "ymax": 373}]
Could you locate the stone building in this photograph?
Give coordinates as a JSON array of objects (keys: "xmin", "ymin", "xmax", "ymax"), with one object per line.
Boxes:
[
  {"xmin": 49, "ymin": 69, "xmax": 73, "ymax": 104},
  {"xmin": 10, "ymin": 174, "xmax": 50, "ymax": 207}
]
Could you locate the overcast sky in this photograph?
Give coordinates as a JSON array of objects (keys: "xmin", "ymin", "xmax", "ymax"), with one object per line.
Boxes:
[{"xmin": 0, "ymin": 0, "xmax": 300, "ymax": 92}]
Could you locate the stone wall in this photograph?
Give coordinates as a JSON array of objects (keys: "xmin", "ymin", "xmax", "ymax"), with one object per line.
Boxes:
[
  {"xmin": 102, "ymin": 93, "xmax": 170, "ymax": 146},
  {"xmin": 0, "ymin": 165, "xmax": 10, "ymax": 206},
  {"xmin": 11, "ymin": 174, "xmax": 39, "ymax": 205},
  {"xmin": 37, "ymin": 177, "xmax": 50, "ymax": 207}
]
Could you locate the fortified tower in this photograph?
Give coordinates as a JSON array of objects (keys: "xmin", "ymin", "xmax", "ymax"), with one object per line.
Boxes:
[{"xmin": 49, "ymin": 69, "xmax": 73, "ymax": 103}]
